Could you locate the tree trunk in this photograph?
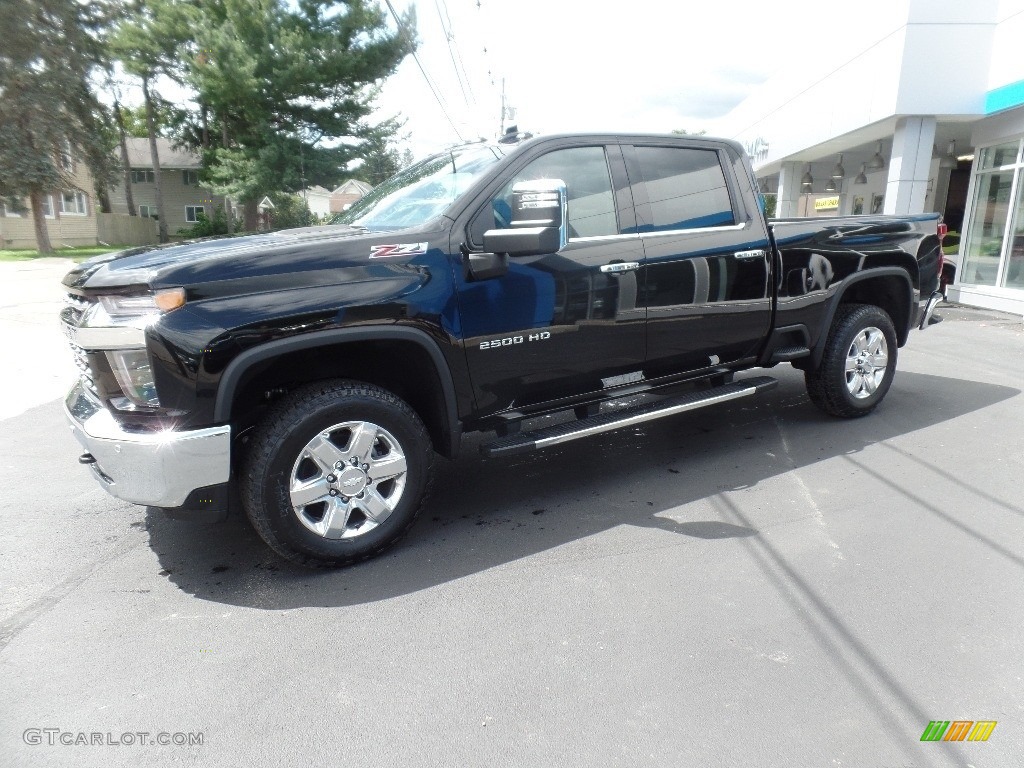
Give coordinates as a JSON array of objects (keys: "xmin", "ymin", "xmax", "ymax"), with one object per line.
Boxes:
[
  {"xmin": 29, "ymin": 188, "xmax": 54, "ymax": 254},
  {"xmin": 113, "ymin": 100, "xmax": 137, "ymax": 217},
  {"xmin": 243, "ymin": 198, "xmax": 258, "ymax": 232},
  {"xmin": 201, "ymin": 103, "xmax": 209, "ymax": 149},
  {"xmin": 142, "ymin": 77, "xmax": 168, "ymax": 243},
  {"xmin": 220, "ymin": 118, "xmax": 233, "ymax": 233},
  {"xmin": 95, "ymin": 186, "xmax": 112, "ymax": 214}
]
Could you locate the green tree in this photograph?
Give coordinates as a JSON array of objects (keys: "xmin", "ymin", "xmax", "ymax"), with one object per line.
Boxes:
[
  {"xmin": 0, "ymin": 0, "xmax": 118, "ymax": 253},
  {"xmin": 186, "ymin": 0, "xmax": 416, "ymax": 229},
  {"xmin": 110, "ymin": 0, "xmax": 196, "ymax": 242},
  {"xmin": 268, "ymin": 191, "xmax": 315, "ymax": 230},
  {"xmin": 355, "ymin": 134, "xmax": 413, "ymax": 186},
  {"xmin": 116, "ymin": 103, "xmax": 178, "ymax": 138}
]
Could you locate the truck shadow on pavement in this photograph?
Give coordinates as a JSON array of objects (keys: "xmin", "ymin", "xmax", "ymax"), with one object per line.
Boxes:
[{"xmin": 147, "ymin": 367, "xmax": 1019, "ymax": 609}]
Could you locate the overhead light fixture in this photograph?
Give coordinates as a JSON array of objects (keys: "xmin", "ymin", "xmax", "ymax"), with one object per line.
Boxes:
[
  {"xmin": 939, "ymin": 140, "xmax": 958, "ymax": 169},
  {"xmin": 831, "ymin": 154, "xmax": 845, "ymax": 179},
  {"xmin": 867, "ymin": 141, "xmax": 885, "ymax": 170},
  {"xmin": 825, "ymin": 177, "xmax": 838, "ymax": 193},
  {"xmin": 854, "ymin": 163, "xmax": 868, "ymax": 184},
  {"xmin": 801, "ymin": 164, "xmax": 813, "ymax": 191}
]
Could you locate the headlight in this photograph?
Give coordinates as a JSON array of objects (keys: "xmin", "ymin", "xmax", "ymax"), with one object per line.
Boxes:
[
  {"xmin": 98, "ymin": 288, "xmax": 186, "ymax": 319},
  {"xmin": 107, "ymin": 349, "xmax": 160, "ymax": 407}
]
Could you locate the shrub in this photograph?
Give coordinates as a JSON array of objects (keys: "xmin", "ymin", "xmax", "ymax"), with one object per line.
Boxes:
[{"xmin": 177, "ymin": 207, "xmax": 237, "ymax": 238}]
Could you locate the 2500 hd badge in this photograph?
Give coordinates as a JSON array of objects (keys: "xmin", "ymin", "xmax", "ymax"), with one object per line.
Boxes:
[{"xmin": 479, "ymin": 331, "xmax": 551, "ymax": 350}]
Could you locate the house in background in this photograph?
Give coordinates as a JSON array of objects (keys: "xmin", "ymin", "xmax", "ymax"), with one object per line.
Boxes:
[
  {"xmin": 108, "ymin": 138, "xmax": 226, "ymax": 236},
  {"xmin": 2, "ymin": 136, "xmax": 354, "ymax": 251},
  {"xmin": 0, "ymin": 146, "xmax": 105, "ymax": 249},
  {"xmin": 297, "ymin": 186, "xmax": 332, "ymax": 218},
  {"xmin": 330, "ymin": 179, "xmax": 373, "ymax": 213}
]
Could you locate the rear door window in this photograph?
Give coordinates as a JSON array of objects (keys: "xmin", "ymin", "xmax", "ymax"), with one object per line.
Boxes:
[{"xmin": 633, "ymin": 147, "xmax": 735, "ymax": 233}]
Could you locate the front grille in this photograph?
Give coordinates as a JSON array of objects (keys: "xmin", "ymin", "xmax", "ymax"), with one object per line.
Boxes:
[
  {"xmin": 62, "ymin": 293, "xmax": 101, "ymax": 398},
  {"xmin": 68, "ymin": 339, "xmax": 100, "ymax": 397},
  {"xmin": 63, "ymin": 292, "xmax": 93, "ymax": 326}
]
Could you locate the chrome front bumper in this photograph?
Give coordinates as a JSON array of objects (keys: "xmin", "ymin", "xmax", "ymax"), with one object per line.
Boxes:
[{"xmin": 65, "ymin": 382, "xmax": 231, "ymax": 508}]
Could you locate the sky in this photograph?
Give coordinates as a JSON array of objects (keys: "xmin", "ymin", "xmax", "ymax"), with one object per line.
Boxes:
[
  {"xmin": 113, "ymin": 0, "xmax": 909, "ymax": 164},
  {"xmin": 373, "ymin": 0, "xmax": 908, "ymax": 158}
]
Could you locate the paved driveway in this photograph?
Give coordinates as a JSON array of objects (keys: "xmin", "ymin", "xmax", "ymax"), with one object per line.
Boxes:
[{"xmin": 0, "ymin": 258, "xmax": 77, "ymax": 419}]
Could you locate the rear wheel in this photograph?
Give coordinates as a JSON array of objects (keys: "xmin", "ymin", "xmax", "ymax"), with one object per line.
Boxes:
[
  {"xmin": 805, "ymin": 303, "xmax": 897, "ymax": 418},
  {"xmin": 241, "ymin": 380, "xmax": 433, "ymax": 567}
]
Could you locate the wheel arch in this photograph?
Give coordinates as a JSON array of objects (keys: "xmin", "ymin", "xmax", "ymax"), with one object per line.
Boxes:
[
  {"xmin": 807, "ymin": 268, "xmax": 914, "ymax": 369},
  {"xmin": 216, "ymin": 327, "xmax": 462, "ymax": 458}
]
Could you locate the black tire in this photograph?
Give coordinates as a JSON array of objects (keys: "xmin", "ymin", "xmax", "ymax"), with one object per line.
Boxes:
[
  {"xmin": 804, "ymin": 303, "xmax": 898, "ymax": 418},
  {"xmin": 241, "ymin": 379, "xmax": 434, "ymax": 568}
]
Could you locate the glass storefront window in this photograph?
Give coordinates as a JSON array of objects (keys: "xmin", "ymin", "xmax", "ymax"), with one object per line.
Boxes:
[
  {"xmin": 1004, "ymin": 178, "xmax": 1024, "ymax": 289},
  {"xmin": 962, "ymin": 137, "xmax": 1024, "ymax": 289},
  {"xmin": 962, "ymin": 171, "xmax": 1014, "ymax": 286},
  {"xmin": 979, "ymin": 142, "xmax": 1020, "ymax": 170}
]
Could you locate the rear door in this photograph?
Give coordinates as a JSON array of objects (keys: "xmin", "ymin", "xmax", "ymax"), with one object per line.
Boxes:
[{"xmin": 624, "ymin": 142, "xmax": 773, "ymax": 376}]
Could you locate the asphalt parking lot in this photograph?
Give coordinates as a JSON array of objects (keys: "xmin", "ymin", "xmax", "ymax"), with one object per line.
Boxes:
[{"xmin": 1, "ymin": 260, "xmax": 1022, "ymax": 767}]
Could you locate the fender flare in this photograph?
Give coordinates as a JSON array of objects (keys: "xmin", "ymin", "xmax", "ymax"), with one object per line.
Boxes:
[
  {"xmin": 810, "ymin": 267, "xmax": 914, "ymax": 368},
  {"xmin": 214, "ymin": 326, "xmax": 462, "ymax": 457}
]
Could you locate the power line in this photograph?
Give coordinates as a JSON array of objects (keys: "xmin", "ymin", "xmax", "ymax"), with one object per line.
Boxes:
[
  {"xmin": 435, "ymin": 0, "xmax": 475, "ymax": 106},
  {"xmin": 474, "ymin": 0, "xmax": 508, "ymax": 137},
  {"xmin": 383, "ymin": 0, "xmax": 465, "ymax": 142},
  {"xmin": 434, "ymin": 0, "xmax": 469, "ymax": 106}
]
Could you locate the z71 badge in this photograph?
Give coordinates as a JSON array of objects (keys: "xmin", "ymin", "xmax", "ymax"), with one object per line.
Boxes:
[{"xmin": 370, "ymin": 243, "xmax": 428, "ymax": 259}]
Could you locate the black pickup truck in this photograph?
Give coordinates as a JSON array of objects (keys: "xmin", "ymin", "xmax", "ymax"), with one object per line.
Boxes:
[{"xmin": 62, "ymin": 132, "xmax": 945, "ymax": 567}]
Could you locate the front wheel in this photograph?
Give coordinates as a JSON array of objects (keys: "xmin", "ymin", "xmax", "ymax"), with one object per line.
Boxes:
[
  {"xmin": 805, "ymin": 303, "xmax": 898, "ymax": 418},
  {"xmin": 241, "ymin": 380, "xmax": 434, "ymax": 567}
]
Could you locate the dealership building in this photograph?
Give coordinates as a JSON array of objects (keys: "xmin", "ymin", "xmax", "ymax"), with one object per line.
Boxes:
[{"xmin": 718, "ymin": 0, "xmax": 1024, "ymax": 316}]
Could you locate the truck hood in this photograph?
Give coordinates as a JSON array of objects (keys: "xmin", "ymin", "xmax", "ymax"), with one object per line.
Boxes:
[{"xmin": 62, "ymin": 225, "xmax": 430, "ymax": 293}]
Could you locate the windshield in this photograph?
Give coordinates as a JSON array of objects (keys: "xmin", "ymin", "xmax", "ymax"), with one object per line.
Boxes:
[{"xmin": 334, "ymin": 144, "xmax": 506, "ymax": 231}]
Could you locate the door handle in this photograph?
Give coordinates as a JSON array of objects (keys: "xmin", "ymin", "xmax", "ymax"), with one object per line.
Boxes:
[
  {"xmin": 600, "ymin": 261, "xmax": 640, "ymax": 273},
  {"xmin": 734, "ymin": 249, "xmax": 766, "ymax": 260}
]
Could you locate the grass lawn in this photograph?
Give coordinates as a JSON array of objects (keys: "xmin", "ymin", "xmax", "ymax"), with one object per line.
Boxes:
[{"xmin": 0, "ymin": 245, "xmax": 131, "ymax": 263}]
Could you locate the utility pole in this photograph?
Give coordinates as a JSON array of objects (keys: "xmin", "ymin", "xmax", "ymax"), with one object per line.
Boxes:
[
  {"xmin": 499, "ymin": 78, "xmax": 516, "ymax": 137},
  {"xmin": 500, "ymin": 77, "xmax": 505, "ymax": 135}
]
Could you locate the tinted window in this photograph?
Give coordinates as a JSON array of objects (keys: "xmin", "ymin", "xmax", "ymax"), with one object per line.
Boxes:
[
  {"xmin": 473, "ymin": 146, "xmax": 617, "ymax": 242},
  {"xmin": 634, "ymin": 147, "xmax": 735, "ymax": 232}
]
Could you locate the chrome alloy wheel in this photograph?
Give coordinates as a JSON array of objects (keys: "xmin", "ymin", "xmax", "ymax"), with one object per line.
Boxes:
[
  {"xmin": 288, "ymin": 421, "xmax": 408, "ymax": 539},
  {"xmin": 845, "ymin": 326, "xmax": 889, "ymax": 399}
]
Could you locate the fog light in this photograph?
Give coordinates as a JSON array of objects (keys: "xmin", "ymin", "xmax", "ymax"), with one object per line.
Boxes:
[{"xmin": 107, "ymin": 349, "xmax": 160, "ymax": 407}]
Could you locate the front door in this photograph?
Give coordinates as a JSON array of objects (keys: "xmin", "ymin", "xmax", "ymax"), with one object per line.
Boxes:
[
  {"xmin": 624, "ymin": 142, "xmax": 773, "ymax": 375},
  {"xmin": 455, "ymin": 143, "xmax": 647, "ymax": 414}
]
